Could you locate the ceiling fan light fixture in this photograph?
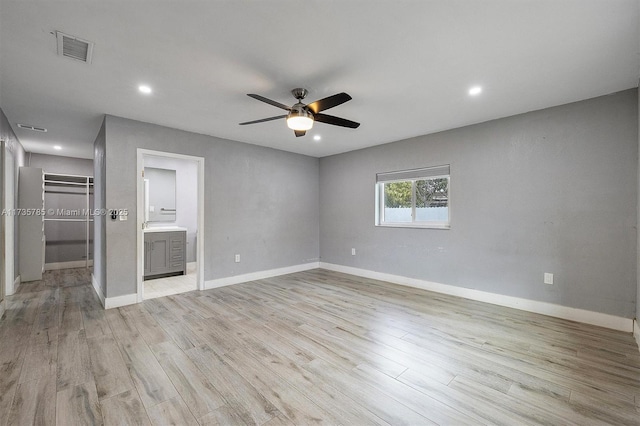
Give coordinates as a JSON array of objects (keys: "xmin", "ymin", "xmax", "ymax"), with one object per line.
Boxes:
[{"xmin": 286, "ymin": 108, "xmax": 314, "ymax": 131}]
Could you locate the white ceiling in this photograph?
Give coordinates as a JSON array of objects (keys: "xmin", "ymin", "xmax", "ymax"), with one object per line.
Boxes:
[{"xmin": 1, "ymin": 0, "xmax": 638, "ymax": 160}]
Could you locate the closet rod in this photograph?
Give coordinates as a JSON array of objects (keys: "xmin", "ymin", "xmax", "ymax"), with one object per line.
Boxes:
[
  {"xmin": 45, "ymin": 218, "xmax": 94, "ymax": 222},
  {"xmin": 44, "ymin": 180, "xmax": 94, "ymax": 187}
]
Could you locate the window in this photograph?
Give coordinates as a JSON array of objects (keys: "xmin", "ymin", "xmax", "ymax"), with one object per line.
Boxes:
[{"xmin": 376, "ymin": 165, "xmax": 450, "ymax": 229}]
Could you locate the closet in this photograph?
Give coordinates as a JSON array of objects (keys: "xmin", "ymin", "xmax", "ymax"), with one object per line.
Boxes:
[{"xmin": 43, "ymin": 173, "xmax": 93, "ymax": 269}]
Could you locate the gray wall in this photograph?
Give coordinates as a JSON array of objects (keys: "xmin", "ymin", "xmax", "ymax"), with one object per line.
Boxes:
[
  {"xmin": 104, "ymin": 115, "xmax": 319, "ymax": 298},
  {"xmin": 320, "ymin": 89, "xmax": 638, "ymax": 319},
  {"xmin": 144, "ymin": 155, "xmax": 198, "ymax": 262},
  {"xmin": 0, "ymin": 108, "xmax": 26, "ymax": 284},
  {"xmin": 93, "ymin": 119, "xmax": 106, "ymax": 296},
  {"xmin": 638, "ymin": 85, "xmax": 640, "ymax": 322},
  {"xmin": 28, "ymin": 152, "xmax": 93, "ymax": 176}
]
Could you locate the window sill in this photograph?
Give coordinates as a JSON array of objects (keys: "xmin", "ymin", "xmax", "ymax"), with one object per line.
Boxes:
[{"xmin": 376, "ymin": 222, "xmax": 450, "ymax": 230}]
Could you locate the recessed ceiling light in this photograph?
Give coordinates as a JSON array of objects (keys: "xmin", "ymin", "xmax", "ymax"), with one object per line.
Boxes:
[
  {"xmin": 53, "ymin": 145, "xmax": 62, "ymax": 150},
  {"xmin": 469, "ymin": 86, "xmax": 482, "ymax": 96},
  {"xmin": 138, "ymin": 85, "xmax": 152, "ymax": 94},
  {"xmin": 313, "ymin": 135, "xmax": 321, "ymax": 141}
]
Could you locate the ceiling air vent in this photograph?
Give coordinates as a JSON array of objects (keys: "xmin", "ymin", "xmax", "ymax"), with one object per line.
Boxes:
[
  {"xmin": 17, "ymin": 124, "xmax": 47, "ymax": 132},
  {"xmin": 56, "ymin": 31, "xmax": 94, "ymax": 63}
]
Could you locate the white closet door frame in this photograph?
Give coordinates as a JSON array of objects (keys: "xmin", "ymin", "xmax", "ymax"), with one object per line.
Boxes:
[{"xmin": 3, "ymin": 141, "xmax": 16, "ymax": 295}]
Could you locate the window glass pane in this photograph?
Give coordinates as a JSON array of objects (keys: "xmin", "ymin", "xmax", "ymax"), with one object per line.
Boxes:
[
  {"xmin": 383, "ymin": 181, "xmax": 412, "ymax": 222},
  {"xmin": 415, "ymin": 178, "xmax": 448, "ymax": 222}
]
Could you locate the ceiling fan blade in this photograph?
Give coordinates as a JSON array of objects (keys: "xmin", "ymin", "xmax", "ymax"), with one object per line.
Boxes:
[
  {"xmin": 306, "ymin": 92, "xmax": 352, "ymax": 114},
  {"xmin": 314, "ymin": 113, "xmax": 360, "ymax": 129},
  {"xmin": 294, "ymin": 130, "xmax": 306, "ymax": 137},
  {"xmin": 247, "ymin": 94, "xmax": 291, "ymax": 110},
  {"xmin": 239, "ymin": 115, "xmax": 287, "ymax": 125}
]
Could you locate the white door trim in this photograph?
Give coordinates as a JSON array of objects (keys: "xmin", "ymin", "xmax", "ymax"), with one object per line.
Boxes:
[
  {"xmin": 3, "ymin": 141, "xmax": 16, "ymax": 296},
  {"xmin": 136, "ymin": 149, "xmax": 205, "ymax": 303}
]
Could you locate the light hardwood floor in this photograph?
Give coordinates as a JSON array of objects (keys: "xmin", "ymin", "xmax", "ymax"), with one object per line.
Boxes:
[{"xmin": 1, "ymin": 268, "xmax": 639, "ymax": 425}]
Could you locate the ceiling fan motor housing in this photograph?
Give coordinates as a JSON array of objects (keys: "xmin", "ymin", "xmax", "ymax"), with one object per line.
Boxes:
[{"xmin": 291, "ymin": 88, "xmax": 308, "ymax": 100}]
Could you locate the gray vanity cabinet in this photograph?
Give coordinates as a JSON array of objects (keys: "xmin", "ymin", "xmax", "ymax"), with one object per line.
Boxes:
[{"xmin": 144, "ymin": 230, "xmax": 186, "ymax": 279}]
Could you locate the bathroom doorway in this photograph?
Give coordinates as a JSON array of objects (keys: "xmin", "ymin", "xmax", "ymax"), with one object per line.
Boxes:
[{"xmin": 136, "ymin": 149, "xmax": 204, "ymax": 301}]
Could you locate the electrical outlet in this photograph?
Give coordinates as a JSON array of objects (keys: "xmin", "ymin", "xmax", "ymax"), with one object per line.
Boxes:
[
  {"xmin": 544, "ymin": 273, "xmax": 554, "ymax": 285},
  {"xmin": 235, "ymin": 254, "xmax": 240, "ymax": 263},
  {"xmin": 351, "ymin": 248, "xmax": 356, "ymax": 256}
]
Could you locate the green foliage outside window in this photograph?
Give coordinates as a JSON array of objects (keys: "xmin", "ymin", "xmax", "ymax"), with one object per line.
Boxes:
[
  {"xmin": 384, "ymin": 178, "xmax": 448, "ymax": 208},
  {"xmin": 383, "ymin": 181, "xmax": 412, "ymax": 208}
]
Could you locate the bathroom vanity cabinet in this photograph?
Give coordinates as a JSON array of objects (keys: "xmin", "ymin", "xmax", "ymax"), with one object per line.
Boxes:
[{"xmin": 144, "ymin": 229, "xmax": 186, "ymax": 279}]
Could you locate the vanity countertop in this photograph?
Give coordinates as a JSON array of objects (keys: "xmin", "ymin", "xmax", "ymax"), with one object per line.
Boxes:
[{"xmin": 143, "ymin": 226, "xmax": 187, "ymax": 233}]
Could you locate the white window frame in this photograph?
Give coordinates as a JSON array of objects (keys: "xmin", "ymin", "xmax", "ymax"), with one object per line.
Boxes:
[{"xmin": 375, "ymin": 165, "xmax": 450, "ymax": 230}]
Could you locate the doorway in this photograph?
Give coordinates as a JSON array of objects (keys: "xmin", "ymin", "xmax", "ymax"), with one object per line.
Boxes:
[{"xmin": 136, "ymin": 149, "xmax": 204, "ymax": 302}]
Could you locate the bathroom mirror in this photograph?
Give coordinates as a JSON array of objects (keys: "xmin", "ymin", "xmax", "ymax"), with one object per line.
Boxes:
[{"xmin": 145, "ymin": 167, "xmax": 176, "ymax": 222}]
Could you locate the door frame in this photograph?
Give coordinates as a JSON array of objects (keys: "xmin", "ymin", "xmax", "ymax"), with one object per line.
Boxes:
[
  {"xmin": 136, "ymin": 149, "xmax": 205, "ymax": 302},
  {"xmin": 2, "ymin": 140, "xmax": 16, "ymax": 298},
  {"xmin": 0, "ymin": 140, "xmax": 5, "ymax": 312}
]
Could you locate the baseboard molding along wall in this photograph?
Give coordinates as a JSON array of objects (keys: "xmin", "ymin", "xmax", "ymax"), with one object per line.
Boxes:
[
  {"xmin": 91, "ymin": 273, "xmax": 136, "ymax": 310},
  {"xmin": 319, "ymin": 262, "xmax": 634, "ymax": 333},
  {"xmin": 105, "ymin": 293, "xmax": 138, "ymax": 309},
  {"xmin": 205, "ymin": 262, "xmax": 320, "ymax": 290},
  {"xmin": 45, "ymin": 260, "xmax": 94, "ymax": 271}
]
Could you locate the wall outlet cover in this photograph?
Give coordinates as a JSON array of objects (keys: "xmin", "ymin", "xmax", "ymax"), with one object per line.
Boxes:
[{"xmin": 544, "ymin": 273, "xmax": 554, "ymax": 285}]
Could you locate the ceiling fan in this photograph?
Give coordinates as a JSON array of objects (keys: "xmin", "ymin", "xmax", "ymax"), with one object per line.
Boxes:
[{"xmin": 239, "ymin": 88, "xmax": 360, "ymax": 137}]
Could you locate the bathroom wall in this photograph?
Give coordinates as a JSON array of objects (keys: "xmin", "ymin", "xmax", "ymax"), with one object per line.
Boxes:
[{"xmin": 144, "ymin": 155, "xmax": 198, "ymax": 262}]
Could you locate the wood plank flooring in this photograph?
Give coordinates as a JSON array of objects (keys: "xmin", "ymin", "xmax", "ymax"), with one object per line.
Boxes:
[{"xmin": 1, "ymin": 267, "xmax": 639, "ymax": 425}]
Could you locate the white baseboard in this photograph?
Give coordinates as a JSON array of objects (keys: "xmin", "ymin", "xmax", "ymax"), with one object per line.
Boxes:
[
  {"xmin": 205, "ymin": 262, "xmax": 320, "ymax": 290},
  {"xmin": 45, "ymin": 260, "xmax": 93, "ymax": 271},
  {"xmin": 91, "ymin": 273, "xmax": 105, "ymax": 308},
  {"xmin": 105, "ymin": 293, "xmax": 137, "ymax": 309},
  {"xmin": 319, "ymin": 263, "xmax": 633, "ymax": 333},
  {"xmin": 634, "ymin": 320, "xmax": 640, "ymax": 353},
  {"xmin": 91, "ymin": 273, "xmax": 136, "ymax": 309}
]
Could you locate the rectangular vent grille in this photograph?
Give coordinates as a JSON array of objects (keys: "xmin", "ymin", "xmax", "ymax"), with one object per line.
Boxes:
[
  {"xmin": 17, "ymin": 124, "xmax": 47, "ymax": 132},
  {"xmin": 56, "ymin": 31, "xmax": 94, "ymax": 63}
]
